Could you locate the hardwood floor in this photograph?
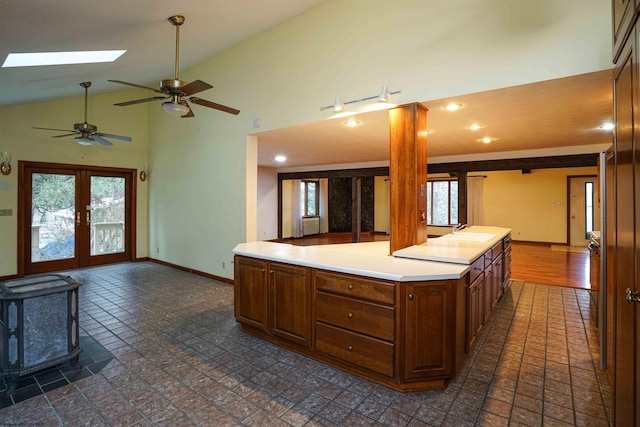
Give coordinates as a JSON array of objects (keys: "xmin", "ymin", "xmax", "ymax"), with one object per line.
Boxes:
[
  {"xmin": 274, "ymin": 234, "xmax": 591, "ymax": 290},
  {"xmin": 510, "ymin": 241, "xmax": 590, "ymax": 290}
]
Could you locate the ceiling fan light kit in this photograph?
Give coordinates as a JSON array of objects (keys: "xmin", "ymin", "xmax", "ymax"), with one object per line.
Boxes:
[
  {"xmin": 109, "ymin": 15, "xmax": 240, "ymax": 118},
  {"xmin": 33, "ymin": 82, "xmax": 133, "ymax": 146}
]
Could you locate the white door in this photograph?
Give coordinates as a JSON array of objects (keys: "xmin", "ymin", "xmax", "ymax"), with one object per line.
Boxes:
[{"xmin": 568, "ymin": 175, "xmax": 599, "ymax": 247}]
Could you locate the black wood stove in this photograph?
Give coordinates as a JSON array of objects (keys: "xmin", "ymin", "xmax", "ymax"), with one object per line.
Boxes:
[{"xmin": 0, "ymin": 274, "xmax": 82, "ymax": 393}]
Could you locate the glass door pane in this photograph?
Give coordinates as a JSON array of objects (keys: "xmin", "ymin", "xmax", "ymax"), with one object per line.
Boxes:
[
  {"xmin": 90, "ymin": 176, "xmax": 125, "ymax": 256},
  {"xmin": 31, "ymin": 173, "xmax": 76, "ymax": 263}
]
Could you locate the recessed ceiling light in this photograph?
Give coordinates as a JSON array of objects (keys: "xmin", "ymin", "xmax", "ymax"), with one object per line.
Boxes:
[
  {"xmin": 482, "ymin": 137, "xmax": 492, "ymax": 144},
  {"xmin": 2, "ymin": 50, "xmax": 126, "ymax": 68},
  {"xmin": 469, "ymin": 124, "xmax": 482, "ymax": 131},
  {"xmin": 345, "ymin": 119, "xmax": 360, "ymax": 127},
  {"xmin": 275, "ymin": 155, "xmax": 287, "ymax": 162},
  {"xmin": 599, "ymin": 123, "xmax": 614, "ymax": 130},
  {"xmin": 443, "ymin": 102, "xmax": 462, "ymax": 111}
]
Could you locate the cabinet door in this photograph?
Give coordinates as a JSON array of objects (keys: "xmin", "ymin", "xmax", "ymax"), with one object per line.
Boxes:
[
  {"xmin": 493, "ymin": 254, "xmax": 504, "ymax": 305},
  {"xmin": 467, "ymin": 273, "xmax": 484, "ymax": 351},
  {"xmin": 613, "ymin": 0, "xmax": 636, "ymax": 62},
  {"xmin": 269, "ymin": 262, "xmax": 311, "ymax": 347},
  {"xmin": 483, "ymin": 263, "xmax": 494, "ymax": 325},
  {"xmin": 402, "ymin": 281, "xmax": 456, "ymax": 381},
  {"xmin": 612, "ymin": 27, "xmax": 638, "ymax": 426},
  {"xmin": 234, "ymin": 256, "xmax": 269, "ymax": 332}
]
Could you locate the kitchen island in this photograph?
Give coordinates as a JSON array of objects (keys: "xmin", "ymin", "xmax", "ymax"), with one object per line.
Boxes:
[{"xmin": 233, "ymin": 226, "xmax": 511, "ymax": 392}]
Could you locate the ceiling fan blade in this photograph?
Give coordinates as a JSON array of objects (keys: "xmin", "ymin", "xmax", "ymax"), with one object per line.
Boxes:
[
  {"xmin": 92, "ymin": 135, "xmax": 114, "ymax": 147},
  {"xmin": 51, "ymin": 133, "xmax": 78, "ymax": 138},
  {"xmin": 181, "ymin": 80, "xmax": 213, "ymax": 96},
  {"xmin": 108, "ymin": 80, "xmax": 164, "ymax": 94},
  {"xmin": 33, "ymin": 126, "xmax": 76, "ymax": 133},
  {"xmin": 97, "ymin": 132, "xmax": 132, "ymax": 142},
  {"xmin": 189, "ymin": 97, "xmax": 240, "ymax": 115},
  {"xmin": 114, "ymin": 96, "xmax": 167, "ymax": 106}
]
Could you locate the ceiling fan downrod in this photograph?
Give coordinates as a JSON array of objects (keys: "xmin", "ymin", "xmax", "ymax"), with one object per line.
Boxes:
[
  {"xmin": 168, "ymin": 15, "xmax": 185, "ymax": 81},
  {"xmin": 80, "ymin": 81, "xmax": 91, "ymax": 124}
]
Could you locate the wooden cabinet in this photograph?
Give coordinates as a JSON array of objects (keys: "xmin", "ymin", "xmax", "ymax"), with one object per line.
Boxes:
[
  {"xmin": 613, "ymin": 0, "xmax": 636, "ymax": 62},
  {"xmin": 609, "ymin": 4, "xmax": 640, "ymax": 422},
  {"xmin": 234, "ymin": 255, "xmax": 467, "ymax": 391},
  {"xmin": 467, "ymin": 268, "xmax": 484, "ymax": 350},
  {"xmin": 503, "ymin": 235, "xmax": 512, "ymax": 286},
  {"xmin": 402, "ymin": 281, "xmax": 456, "ymax": 382},
  {"xmin": 234, "ymin": 256, "xmax": 311, "ymax": 348},
  {"xmin": 466, "ymin": 255, "xmax": 485, "ymax": 350},
  {"xmin": 466, "ymin": 234, "xmax": 511, "ymax": 351},
  {"xmin": 270, "ymin": 262, "xmax": 311, "ymax": 347},
  {"xmin": 234, "ymin": 256, "xmax": 269, "ymax": 332}
]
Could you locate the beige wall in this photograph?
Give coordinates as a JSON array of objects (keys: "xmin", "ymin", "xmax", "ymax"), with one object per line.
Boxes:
[
  {"xmin": 481, "ymin": 167, "xmax": 598, "ymax": 243},
  {"xmin": 0, "ymin": 91, "xmax": 149, "ymax": 276},
  {"xmin": 0, "ymin": 0, "xmax": 612, "ymax": 279}
]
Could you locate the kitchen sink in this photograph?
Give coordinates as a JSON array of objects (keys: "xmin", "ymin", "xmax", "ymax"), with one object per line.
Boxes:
[{"xmin": 439, "ymin": 232, "xmax": 496, "ymax": 242}]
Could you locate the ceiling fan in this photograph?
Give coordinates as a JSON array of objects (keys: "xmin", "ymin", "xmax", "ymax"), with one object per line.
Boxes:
[
  {"xmin": 109, "ymin": 15, "xmax": 240, "ymax": 118},
  {"xmin": 33, "ymin": 82, "xmax": 133, "ymax": 146}
]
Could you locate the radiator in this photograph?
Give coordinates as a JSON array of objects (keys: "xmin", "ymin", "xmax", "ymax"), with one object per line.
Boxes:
[{"xmin": 302, "ymin": 217, "xmax": 320, "ymax": 236}]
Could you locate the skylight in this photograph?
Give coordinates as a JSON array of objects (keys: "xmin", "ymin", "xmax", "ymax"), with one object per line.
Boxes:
[{"xmin": 2, "ymin": 50, "xmax": 126, "ymax": 68}]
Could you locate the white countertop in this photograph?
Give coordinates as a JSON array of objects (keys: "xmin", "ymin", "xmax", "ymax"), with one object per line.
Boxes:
[
  {"xmin": 393, "ymin": 226, "xmax": 512, "ymax": 265},
  {"xmin": 233, "ymin": 226, "xmax": 511, "ymax": 281},
  {"xmin": 233, "ymin": 240, "xmax": 470, "ymax": 282}
]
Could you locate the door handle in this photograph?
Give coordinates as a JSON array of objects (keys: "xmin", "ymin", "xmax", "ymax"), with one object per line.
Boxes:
[
  {"xmin": 86, "ymin": 212, "xmax": 91, "ymax": 225},
  {"xmin": 626, "ymin": 288, "xmax": 640, "ymax": 304},
  {"xmin": 76, "ymin": 212, "xmax": 81, "ymax": 226}
]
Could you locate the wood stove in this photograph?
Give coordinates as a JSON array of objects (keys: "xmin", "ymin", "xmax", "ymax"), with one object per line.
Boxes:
[{"xmin": 0, "ymin": 274, "xmax": 82, "ymax": 393}]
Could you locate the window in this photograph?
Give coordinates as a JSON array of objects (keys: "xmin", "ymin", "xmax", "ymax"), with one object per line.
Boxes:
[
  {"xmin": 585, "ymin": 181, "xmax": 594, "ymax": 239},
  {"xmin": 300, "ymin": 180, "xmax": 319, "ymax": 217},
  {"xmin": 426, "ymin": 179, "xmax": 458, "ymax": 226}
]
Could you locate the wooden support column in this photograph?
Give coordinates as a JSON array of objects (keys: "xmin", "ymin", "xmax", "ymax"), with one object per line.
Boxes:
[
  {"xmin": 457, "ymin": 172, "xmax": 467, "ymax": 225},
  {"xmin": 389, "ymin": 103, "xmax": 428, "ymax": 254}
]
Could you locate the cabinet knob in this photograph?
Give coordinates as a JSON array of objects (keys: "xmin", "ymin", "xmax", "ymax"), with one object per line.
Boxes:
[
  {"xmin": 409, "ymin": 294, "xmax": 414, "ymax": 300},
  {"xmin": 261, "ymin": 268, "xmax": 266, "ymax": 272},
  {"xmin": 348, "ymin": 284, "xmax": 354, "ymax": 290},
  {"xmin": 270, "ymin": 270, "xmax": 274, "ymax": 274},
  {"xmin": 347, "ymin": 313, "xmax": 353, "ymax": 319},
  {"xmin": 347, "ymin": 345, "xmax": 353, "ymax": 351}
]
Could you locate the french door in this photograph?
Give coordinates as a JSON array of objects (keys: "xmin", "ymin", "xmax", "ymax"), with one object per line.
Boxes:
[{"xmin": 19, "ymin": 162, "xmax": 136, "ymax": 275}]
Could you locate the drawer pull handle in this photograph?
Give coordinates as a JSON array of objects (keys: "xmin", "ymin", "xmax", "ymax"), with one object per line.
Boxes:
[
  {"xmin": 347, "ymin": 345, "xmax": 353, "ymax": 351},
  {"xmin": 348, "ymin": 284, "xmax": 354, "ymax": 290},
  {"xmin": 347, "ymin": 313, "xmax": 353, "ymax": 319},
  {"xmin": 409, "ymin": 294, "xmax": 414, "ymax": 300}
]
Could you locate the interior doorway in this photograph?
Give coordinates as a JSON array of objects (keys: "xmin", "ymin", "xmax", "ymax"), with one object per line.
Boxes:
[
  {"xmin": 18, "ymin": 161, "xmax": 136, "ymax": 275},
  {"xmin": 568, "ymin": 175, "xmax": 599, "ymax": 247}
]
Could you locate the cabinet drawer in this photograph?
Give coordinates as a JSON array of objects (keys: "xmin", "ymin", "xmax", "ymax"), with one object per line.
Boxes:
[
  {"xmin": 484, "ymin": 249, "xmax": 492, "ymax": 269},
  {"xmin": 491, "ymin": 242, "xmax": 502, "ymax": 260},
  {"xmin": 316, "ymin": 292, "xmax": 394, "ymax": 341},
  {"xmin": 503, "ymin": 234, "xmax": 511, "ymax": 250},
  {"xmin": 469, "ymin": 256, "xmax": 485, "ymax": 284},
  {"xmin": 315, "ymin": 323, "xmax": 394, "ymax": 377},
  {"xmin": 314, "ymin": 271, "xmax": 394, "ymax": 304}
]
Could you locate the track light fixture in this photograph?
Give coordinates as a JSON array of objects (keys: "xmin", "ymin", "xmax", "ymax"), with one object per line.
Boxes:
[{"xmin": 320, "ymin": 86, "xmax": 401, "ymax": 111}]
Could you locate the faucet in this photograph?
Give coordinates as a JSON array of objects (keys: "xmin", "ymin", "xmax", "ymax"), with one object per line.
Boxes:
[{"xmin": 451, "ymin": 223, "xmax": 467, "ymax": 234}]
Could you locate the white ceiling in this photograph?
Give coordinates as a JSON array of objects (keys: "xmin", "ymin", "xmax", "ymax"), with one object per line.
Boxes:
[
  {"xmin": 255, "ymin": 70, "xmax": 613, "ymax": 169},
  {"xmin": 0, "ymin": 0, "xmax": 613, "ymax": 169},
  {"xmin": 0, "ymin": 0, "xmax": 326, "ymax": 107}
]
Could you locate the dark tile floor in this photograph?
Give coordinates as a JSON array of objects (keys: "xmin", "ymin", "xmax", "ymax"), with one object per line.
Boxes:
[{"xmin": 0, "ymin": 262, "xmax": 612, "ymax": 426}]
